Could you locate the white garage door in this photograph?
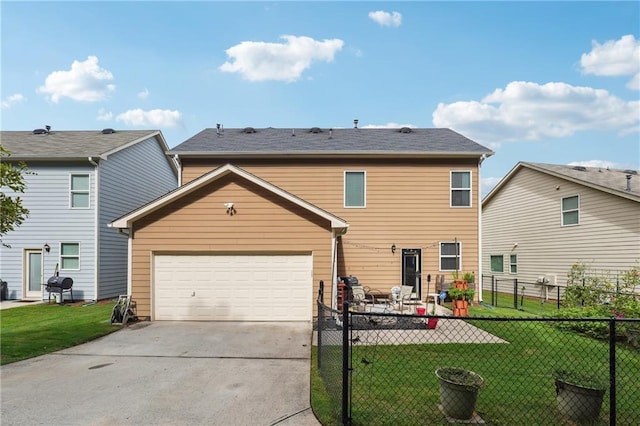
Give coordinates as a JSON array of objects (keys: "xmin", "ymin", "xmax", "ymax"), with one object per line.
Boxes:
[{"xmin": 154, "ymin": 254, "xmax": 313, "ymax": 321}]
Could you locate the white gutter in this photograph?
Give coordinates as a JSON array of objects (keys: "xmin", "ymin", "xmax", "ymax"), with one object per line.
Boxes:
[
  {"xmin": 173, "ymin": 155, "xmax": 182, "ymax": 186},
  {"xmin": 89, "ymin": 157, "xmax": 99, "ymax": 300}
]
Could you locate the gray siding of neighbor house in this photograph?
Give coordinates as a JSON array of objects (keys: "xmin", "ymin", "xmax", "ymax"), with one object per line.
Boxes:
[
  {"xmin": 0, "ymin": 163, "xmax": 97, "ymax": 300},
  {"xmin": 97, "ymin": 136, "xmax": 177, "ymax": 299},
  {"xmin": 482, "ymin": 168, "xmax": 640, "ymax": 296}
]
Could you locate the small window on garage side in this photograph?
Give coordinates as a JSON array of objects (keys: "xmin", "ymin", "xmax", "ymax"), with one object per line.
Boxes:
[
  {"xmin": 440, "ymin": 241, "xmax": 461, "ymax": 271},
  {"xmin": 344, "ymin": 171, "xmax": 366, "ymax": 208},
  {"xmin": 70, "ymin": 174, "xmax": 90, "ymax": 208},
  {"xmin": 490, "ymin": 255, "xmax": 504, "ymax": 273},
  {"xmin": 451, "ymin": 171, "xmax": 471, "ymax": 207},
  {"xmin": 510, "ymin": 254, "xmax": 518, "ymax": 274},
  {"xmin": 60, "ymin": 243, "xmax": 80, "ymax": 270}
]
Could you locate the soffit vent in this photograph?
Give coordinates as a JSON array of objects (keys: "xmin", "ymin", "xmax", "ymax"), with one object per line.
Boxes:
[
  {"xmin": 101, "ymin": 128, "xmax": 116, "ymax": 134},
  {"xmin": 572, "ymin": 166, "xmax": 587, "ymax": 172},
  {"xmin": 242, "ymin": 127, "xmax": 256, "ymax": 134},
  {"xmin": 399, "ymin": 127, "xmax": 413, "ymax": 133},
  {"xmin": 309, "ymin": 127, "xmax": 322, "ymax": 133}
]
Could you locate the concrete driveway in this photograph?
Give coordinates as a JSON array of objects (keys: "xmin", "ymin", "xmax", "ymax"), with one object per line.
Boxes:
[{"xmin": 1, "ymin": 321, "xmax": 321, "ymax": 426}]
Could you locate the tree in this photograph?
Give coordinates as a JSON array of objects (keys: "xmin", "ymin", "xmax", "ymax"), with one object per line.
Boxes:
[{"xmin": 1, "ymin": 145, "xmax": 31, "ymax": 247}]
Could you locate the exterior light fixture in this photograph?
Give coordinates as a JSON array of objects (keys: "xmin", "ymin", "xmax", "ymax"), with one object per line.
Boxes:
[
  {"xmin": 44, "ymin": 243, "xmax": 51, "ymax": 253},
  {"xmin": 391, "ymin": 243, "xmax": 396, "ymax": 254}
]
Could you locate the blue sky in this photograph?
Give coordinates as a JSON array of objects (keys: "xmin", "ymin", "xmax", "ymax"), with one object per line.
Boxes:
[{"xmin": 2, "ymin": 1, "xmax": 639, "ymax": 195}]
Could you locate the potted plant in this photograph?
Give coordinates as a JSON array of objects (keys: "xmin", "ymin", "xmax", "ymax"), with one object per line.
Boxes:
[
  {"xmin": 435, "ymin": 367, "xmax": 484, "ymax": 420},
  {"xmin": 553, "ymin": 369, "xmax": 607, "ymax": 423},
  {"xmin": 448, "ymin": 287, "xmax": 475, "ymax": 317},
  {"xmin": 427, "ymin": 299, "xmax": 439, "ymax": 329},
  {"xmin": 463, "ymin": 272, "xmax": 475, "ymax": 284}
]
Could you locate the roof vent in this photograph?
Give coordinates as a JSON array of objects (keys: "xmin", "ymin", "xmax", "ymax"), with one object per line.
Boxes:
[
  {"xmin": 623, "ymin": 169, "xmax": 638, "ymax": 175},
  {"xmin": 242, "ymin": 127, "xmax": 256, "ymax": 134},
  {"xmin": 101, "ymin": 128, "xmax": 116, "ymax": 134},
  {"xmin": 572, "ymin": 166, "xmax": 587, "ymax": 172},
  {"xmin": 309, "ymin": 127, "xmax": 322, "ymax": 133},
  {"xmin": 32, "ymin": 128, "xmax": 47, "ymax": 135},
  {"xmin": 399, "ymin": 127, "xmax": 413, "ymax": 133}
]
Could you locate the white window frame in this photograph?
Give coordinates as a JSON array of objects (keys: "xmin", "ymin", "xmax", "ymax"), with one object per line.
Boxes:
[
  {"xmin": 509, "ymin": 254, "xmax": 518, "ymax": 274},
  {"xmin": 60, "ymin": 242, "xmax": 81, "ymax": 271},
  {"xmin": 70, "ymin": 174, "xmax": 90, "ymax": 209},
  {"xmin": 490, "ymin": 255, "xmax": 504, "ymax": 273},
  {"xmin": 439, "ymin": 241, "xmax": 462, "ymax": 271},
  {"xmin": 561, "ymin": 194, "xmax": 580, "ymax": 226},
  {"xmin": 344, "ymin": 170, "xmax": 366, "ymax": 208},
  {"xmin": 450, "ymin": 170, "xmax": 472, "ymax": 208}
]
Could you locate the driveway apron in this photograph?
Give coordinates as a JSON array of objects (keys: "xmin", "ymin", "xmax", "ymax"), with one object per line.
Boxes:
[{"xmin": 1, "ymin": 321, "xmax": 320, "ymax": 426}]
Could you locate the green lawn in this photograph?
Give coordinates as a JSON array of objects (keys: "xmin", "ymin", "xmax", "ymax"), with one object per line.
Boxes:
[
  {"xmin": 312, "ymin": 302, "xmax": 640, "ymax": 425},
  {"xmin": 1, "ymin": 301, "xmax": 120, "ymax": 365}
]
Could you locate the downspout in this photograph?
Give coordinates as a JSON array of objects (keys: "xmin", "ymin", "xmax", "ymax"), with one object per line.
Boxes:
[
  {"xmin": 477, "ymin": 154, "xmax": 487, "ymax": 302},
  {"xmin": 88, "ymin": 157, "xmax": 99, "ymax": 301},
  {"xmin": 330, "ymin": 232, "xmax": 338, "ymax": 311},
  {"xmin": 173, "ymin": 155, "xmax": 182, "ymax": 186}
]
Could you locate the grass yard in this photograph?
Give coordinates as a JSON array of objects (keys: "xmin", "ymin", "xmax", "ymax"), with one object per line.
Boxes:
[
  {"xmin": 1, "ymin": 301, "xmax": 120, "ymax": 365},
  {"xmin": 312, "ymin": 303, "xmax": 640, "ymax": 425},
  {"xmin": 476, "ymin": 290, "xmax": 561, "ymax": 317}
]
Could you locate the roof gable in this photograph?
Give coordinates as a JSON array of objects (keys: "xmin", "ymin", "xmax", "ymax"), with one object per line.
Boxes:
[
  {"xmin": 168, "ymin": 127, "xmax": 494, "ymax": 158},
  {"xmin": 483, "ymin": 162, "xmax": 640, "ymax": 206},
  {"xmin": 109, "ymin": 163, "xmax": 349, "ymax": 233}
]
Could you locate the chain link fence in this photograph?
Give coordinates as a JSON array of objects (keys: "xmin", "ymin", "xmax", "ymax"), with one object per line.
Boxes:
[{"xmin": 316, "ymin": 297, "xmax": 640, "ymax": 425}]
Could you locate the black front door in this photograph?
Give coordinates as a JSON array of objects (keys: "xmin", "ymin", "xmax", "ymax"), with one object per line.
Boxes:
[{"xmin": 402, "ymin": 248, "xmax": 422, "ymax": 298}]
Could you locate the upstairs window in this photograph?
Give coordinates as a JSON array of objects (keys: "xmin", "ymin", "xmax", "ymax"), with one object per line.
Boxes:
[
  {"xmin": 60, "ymin": 243, "xmax": 80, "ymax": 270},
  {"xmin": 562, "ymin": 195, "xmax": 579, "ymax": 226},
  {"xmin": 70, "ymin": 174, "xmax": 90, "ymax": 208},
  {"xmin": 451, "ymin": 171, "xmax": 471, "ymax": 207},
  {"xmin": 490, "ymin": 255, "xmax": 504, "ymax": 273},
  {"xmin": 344, "ymin": 171, "xmax": 366, "ymax": 208},
  {"xmin": 440, "ymin": 241, "xmax": 461, "ymax": 271}
]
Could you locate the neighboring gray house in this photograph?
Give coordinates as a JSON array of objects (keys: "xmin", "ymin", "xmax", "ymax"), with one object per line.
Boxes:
[
  {"xmin": 482, "ymin": 162, "xmax": 640, "ymax": 297},
  {"xmin": 0, "ymin": 128, "xmax": 179, "ymax": 301}
]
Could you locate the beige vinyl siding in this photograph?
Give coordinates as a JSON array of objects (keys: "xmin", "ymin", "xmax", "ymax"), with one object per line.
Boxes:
[
  {"xmin": 130, "ymin": 175, "xmax": 332, "ymax": 318},
  {"xmin": 180, "ymin": 159, "xmax": 481, "ymax": 295},
  {"xmin": 483, "ymin": 168, "xmax": 640, "ymax": 291}
]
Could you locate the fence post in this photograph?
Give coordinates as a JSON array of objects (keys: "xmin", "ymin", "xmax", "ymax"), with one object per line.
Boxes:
[
  {"xmin": 513, "ymin": 279, "xmax": 518, "ymax": 309},
  {"xmin": 557, "ymin": 285, "xmax": 561, "ymax": 310},
  {"xmin": 492, "ymin": 275, "xmax": 496, "ymax": 306},
  {"xmin": 342, "ymin": 299, "xmax": 350, "ymax": 426},
  {"xmin": 609, "ymin": 318, "xmax": 616, "ymax": 425},
  {"xmin": 317, "ymin": 281, "xmax": 323, "ymax": 369}
]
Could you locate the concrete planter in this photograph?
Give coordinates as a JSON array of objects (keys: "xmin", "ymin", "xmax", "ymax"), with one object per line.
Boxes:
[
  {"xmin": 554, "ymin": 370, "xmax": 606, "ymax": 423},
  {"xmin": 435, "ymin": 368, "xmax": 483, "ymax": 420}
]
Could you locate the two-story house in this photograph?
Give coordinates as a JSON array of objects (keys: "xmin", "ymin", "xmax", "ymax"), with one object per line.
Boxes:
[
  {"xmin": 0, "ymin": 128, "xmax": 178, "ymax": 301},
  {"xmin": 482, "ymin": 162, "xmax": 640, "ymax": 296},
  {"xmin": 109, "ymin": 125, "xmax": 493, "ymax": 321}
]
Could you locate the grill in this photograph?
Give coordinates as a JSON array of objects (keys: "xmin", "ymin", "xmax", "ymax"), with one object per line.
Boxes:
[{"xmin": 45, "ymin": 276, "xmax": 74, "ymax": 303}]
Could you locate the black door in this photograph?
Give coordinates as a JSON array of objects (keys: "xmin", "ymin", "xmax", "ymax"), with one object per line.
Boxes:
[{"xmin": 402, "ymin": 248, "xmax": 422, "ymax": 298}]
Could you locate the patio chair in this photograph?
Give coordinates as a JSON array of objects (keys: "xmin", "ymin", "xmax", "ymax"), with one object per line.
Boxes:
[
  {"xmin": 399, "ymin": 285, "xmax": 419, "ymax": 313},
  {"xmin": 351, "ymin": 285, "xmax": 374, "ymax": 312}
]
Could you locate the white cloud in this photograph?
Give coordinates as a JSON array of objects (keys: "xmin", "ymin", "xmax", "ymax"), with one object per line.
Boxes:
[
  {"xmin": 368, "ymin": 10, "xmax": 402, "ymax": 27},
  {"xmin": 481, "ymin": 176, "xmax": 502, "ymax": 197},
  {"xmin": 567, "ymin": 160, "xmax": 619, "ymax": 169},
  {"xmin": 137, "ymin": 88, "xmax": 150, "ymax": 100},
  {"xmin": 361, "ymin": 122, "xmax": 416, "ymax": 129},
  {"xmin": 219, "ymin": 35, "xmax": 344, "ymax": 82},
  {"xmin": 580, "ymin": 35, "xmax": 640, "ymax": 90},
  {"xmin": 432, "ymin": 81, "xmax": 640, "ymax": 145},
  {"xmin": 115, "ymin": 108, "xmax": 182, "ymax": 127},
  {"xmin": 97, "ymin": 108, "xmax": 113, "ymax": 121},
  {"xmin": 1, "ymin": 93, "xmax": 26, "ymax": 109},
  {"xmin": 37, "ymin": 56, "xmax": 115, "ymax": 103}
]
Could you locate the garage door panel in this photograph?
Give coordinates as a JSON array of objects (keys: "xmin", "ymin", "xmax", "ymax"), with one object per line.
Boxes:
[{"xmin": 154, "ymin": 254, "xmax": 312, "ymax": 321}]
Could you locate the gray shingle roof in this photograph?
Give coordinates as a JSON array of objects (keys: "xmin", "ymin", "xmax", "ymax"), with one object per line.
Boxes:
[
  {"xmin": 484, "ymin": 161, "xmax": 640, "ymax": 204},
  {"xmin": 168, "ymin": 127, "xmax": 494, "ymax": 158},
  {"xmin": 0, "ymin": 130, "xmax": 163, "ymax": 160}
]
